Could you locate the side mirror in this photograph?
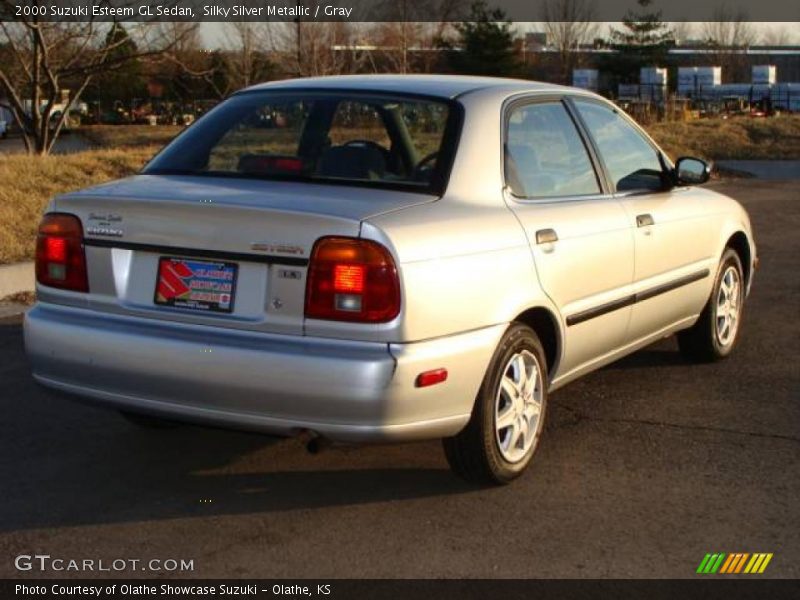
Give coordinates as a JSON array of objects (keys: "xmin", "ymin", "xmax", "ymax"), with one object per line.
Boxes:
[{"xmin": 675, "ymin": 157, "xmax": 711, "ymax": 185}]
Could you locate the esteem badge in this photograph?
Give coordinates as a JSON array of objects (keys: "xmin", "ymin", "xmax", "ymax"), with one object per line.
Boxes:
[
  {"xmin": 250, "ymin": 242, "xmax": 305, "ymax": 256},
  {"xmin": 86, "ymin": 226, "xmax": 123, "ymax": 237}
]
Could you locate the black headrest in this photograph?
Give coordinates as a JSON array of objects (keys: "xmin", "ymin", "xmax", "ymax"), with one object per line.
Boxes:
[{"xmin": 317, "ymin": 145, "xmax": 386, "ymax": 180}]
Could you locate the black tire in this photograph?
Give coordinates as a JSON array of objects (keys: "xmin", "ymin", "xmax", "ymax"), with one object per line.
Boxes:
[
  {"xmin": 120, "ymin": 411, "xmax": 182, "ymax": 429},
  {"xmin": 678, "ymin": 248, "xmax": 745, "ymax": 362},
  {"xmin": 443, "ymin": 323, "xmax": 548, "ymax": 485}
]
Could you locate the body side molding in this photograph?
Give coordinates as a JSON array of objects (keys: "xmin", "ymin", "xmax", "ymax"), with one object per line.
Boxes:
[{"xmin": 566, "ymin": 269, "xmax": 710, "ymax": 327}]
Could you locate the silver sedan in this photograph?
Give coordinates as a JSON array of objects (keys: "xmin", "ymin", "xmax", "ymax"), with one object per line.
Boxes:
[{"xmin": 25, "ymin": 75, "xmax": 756, "ymax": 484}]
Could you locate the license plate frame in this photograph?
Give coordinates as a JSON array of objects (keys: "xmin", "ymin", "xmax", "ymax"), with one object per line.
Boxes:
[{"xmin": 154, "ymin": 256, "xmax": 238, "ymax": 314}]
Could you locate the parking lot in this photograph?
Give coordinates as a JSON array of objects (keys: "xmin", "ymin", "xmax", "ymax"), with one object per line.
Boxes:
[
  {"xmin": 0, "ymin": 133, "xmax": 92, "ymax": 155},
  {"xmin": 0, "ymin": 179, "xmax": 798, "ymax": 579}
]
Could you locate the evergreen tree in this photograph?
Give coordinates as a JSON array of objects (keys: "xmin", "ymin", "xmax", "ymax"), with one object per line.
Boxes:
[
  {"xmin": 443, "ymin": 1, "xmax": 519, "ymax": 77},
  {"xmin": 608, "ymin": 0, "xmax": 674, "ymax": 80},
  {"xmin": 90, "ymin": 24, "xmax": 144, "ymax": 107}
]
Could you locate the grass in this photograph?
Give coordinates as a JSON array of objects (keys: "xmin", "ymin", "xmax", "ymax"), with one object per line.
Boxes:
[
  {"xmin": 0, "ymin": 115, "xmax": 798, "ymax": 264},
  {"xmin": 648, "ymin": 115, "xmax": 800, "ymax": 162},
  {"xmin": 0, "ymin": 147, "xmax": 157, "ymax": 264},
  {"xmin": 1, "ymin": 290, "xmax": 35, "ymax": 305},
  {"xmin": 80, "ymin": 124, "xmax": 184, "ymax": 149}
]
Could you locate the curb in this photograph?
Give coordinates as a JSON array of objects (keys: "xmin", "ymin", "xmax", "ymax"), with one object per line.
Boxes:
[
  {"xmin": 0, "ymin": 261, "xmax": 35, "ymax": 298},
  {"xmin": 715, "ymin": 160, "xmax": 800, "ymax": 181},
  {"xmin": 0, "ymin": 303, "xmax": 28, "ymax": 319}
]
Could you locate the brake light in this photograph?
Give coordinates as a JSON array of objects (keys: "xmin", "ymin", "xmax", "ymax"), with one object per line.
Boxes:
[
  {"xmin": 333, "ymin": 264, "xmax": 365, "ymax": 293},
  {"xmin": 45, "ymin": 237, "xmax": 67, "ymax": 262},
  {"xmin": 305, "ymin": 237, "xmax": 400, "ymax": 323},
  {"xmin": 35, "ymin": 213, "xmax": 88, "ymax": 292}
]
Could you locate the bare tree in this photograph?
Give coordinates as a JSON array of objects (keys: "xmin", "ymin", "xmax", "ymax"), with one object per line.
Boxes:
[
  {"xmin": 268, "ymin": 0, "xmax": 462, "ymax": 77},
  {"xmin": 0, "ymin": 4, "xmax": 191, "ymax": 155},
  {"xmin": 160, "ymin": 22, "xmax": 205, "ymax": 68},
  {"xmin": 222, "ymin": 22, "xmax": 272, "ymax": 89},
  {"xmin": 702, "ymin": 8, "xmax": 757, "ymax": 48},
  {"xmin": 370, "ymin": 21, "xmax": 423, "ymax": 74},
  {"xmin": 368, "ymin": 0, "xmax": 462, "ymax": 73},
  {"xmin": 760, "ymin": 25, "xmax": 793, "ymax": 46},
  {"xmin": 540, "ymin": 0, "xmax": 600, "ymax": 84},
  {"xmin": 670, "ymin": 21, "xmax": 695, "ymax": 46},
  {"xmin": 702, "ymin": 6, "xmax": 757, "ymax": 82},
  {"xmin": 380, "ymin": 0, "xmax": 415, "ymax": 74},
  {"xmin": 272, "ymin": 20, "xmax": 360, "ymax": 78},
  {"xmin": 156, "ymin": 23, "xmax": 213, "ymax": 101}
]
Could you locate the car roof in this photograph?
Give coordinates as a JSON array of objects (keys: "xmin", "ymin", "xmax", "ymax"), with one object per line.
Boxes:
[{"xmin": 242, "ymin": 74, "xmax": 577, "ymax": 100}]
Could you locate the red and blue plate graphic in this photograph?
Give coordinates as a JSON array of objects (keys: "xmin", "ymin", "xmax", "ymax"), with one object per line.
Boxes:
[{"xmin": 154, "ymin": 257, "xmax": 237, "ymax": 313}]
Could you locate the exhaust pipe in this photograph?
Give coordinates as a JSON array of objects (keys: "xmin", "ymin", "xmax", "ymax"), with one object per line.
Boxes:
[
  {"xmin": 297, "ymin": 430, "xmax": 331, "ymax": 454},
  {"xmin": 306, "ymin": 436, "xmax": 332, "ymax": 454}
]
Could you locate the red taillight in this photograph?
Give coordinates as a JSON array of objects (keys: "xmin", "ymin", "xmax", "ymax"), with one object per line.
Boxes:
[
  {"xmin": 35, "ymin": 213, "xmax": 88, "ymax": 292},
  {"xmin": 333, "ymin": 264, "xmax": 365, "ymax": 293},
  {"xmin": 45, "ymin": 237, "xmax": 67, "ymax": 262},
  {"xmin": 305, "ymin": 237, "xmax": 400, "ymax": 323}
]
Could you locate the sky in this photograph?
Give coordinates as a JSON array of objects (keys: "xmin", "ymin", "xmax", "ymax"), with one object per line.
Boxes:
[{"xmin": 198, "ymin": 22, "xmax": 799, "ymax": 49}]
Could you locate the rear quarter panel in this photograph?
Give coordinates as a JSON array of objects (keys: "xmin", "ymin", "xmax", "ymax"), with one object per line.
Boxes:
[{"xmin": 361, "ymin": 197, "xmax": 558, "ymax": 343}]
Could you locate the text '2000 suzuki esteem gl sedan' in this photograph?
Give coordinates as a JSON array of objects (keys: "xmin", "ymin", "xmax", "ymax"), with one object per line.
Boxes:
[{"xmin": 25, "ymin": 75, "xmax": 756, "ymax": 484}]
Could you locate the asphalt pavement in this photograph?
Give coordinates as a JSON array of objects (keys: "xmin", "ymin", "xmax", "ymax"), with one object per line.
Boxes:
[
  {"xmin": 0, "ymin": 133, "xmax": 92, "ymax": 155},
  {"xmin": 716, "ymin": 160, "xmax": 800, "ymax": 180},
  {"xmin": 0, "ymin": 179, "xmax": 798, "ymax": 579}
]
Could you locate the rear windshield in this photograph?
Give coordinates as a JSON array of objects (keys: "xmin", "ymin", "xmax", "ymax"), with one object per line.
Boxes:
[{"xmin": 144, "ymin": 91, "xmax": 460, "ymax": 194}]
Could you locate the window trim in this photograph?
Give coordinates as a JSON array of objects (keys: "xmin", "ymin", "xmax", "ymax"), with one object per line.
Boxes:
[
  {"xmin": 566, "ymin": 95, "xmax": 674, "ymax": 197},
  {"xmin": 500, "ymin": 93, "xmax": 610, "ymax": 203}
]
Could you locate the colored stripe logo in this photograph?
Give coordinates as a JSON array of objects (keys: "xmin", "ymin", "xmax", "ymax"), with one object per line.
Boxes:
[{"xmin": 697, "ymin": 553, "xmax": 773, "ymax": 574}]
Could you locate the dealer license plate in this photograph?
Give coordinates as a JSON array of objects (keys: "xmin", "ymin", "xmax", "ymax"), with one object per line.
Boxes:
[{"xmin": 154, "ymin": 257, "xmax": 237, "ymax": 313}]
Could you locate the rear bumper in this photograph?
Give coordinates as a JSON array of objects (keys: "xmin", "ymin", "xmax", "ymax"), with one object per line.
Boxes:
[{"xmin": 24, "ymin": 303, "xmax": 504, "ymax": 442}]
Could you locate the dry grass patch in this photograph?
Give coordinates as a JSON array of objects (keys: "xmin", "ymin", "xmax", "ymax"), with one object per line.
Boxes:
[
  {"xmin": 1, "ymin": 290, "xmax": 35, "ymax": 305},
  {"xmin": 0, "ymin": 147, "xmax": 157, "ymax": 264},
  {"xmin": 81, "ymin": 124, "xmax": 184, "ymax": 149},
  {"xmin": 647, "ymin": 115, "xmax": 800, "ymax": 161}
]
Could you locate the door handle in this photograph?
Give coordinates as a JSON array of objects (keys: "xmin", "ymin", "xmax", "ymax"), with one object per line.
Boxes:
[
  {"xmin": 636, "ymin": 214, "xmax": 655, "ymax": 227},
  {"xmin": 535, "ymin": 228, "xmax": 558, "ymax": 244}
]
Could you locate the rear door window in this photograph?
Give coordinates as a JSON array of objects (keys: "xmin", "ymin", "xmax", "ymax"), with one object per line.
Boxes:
[{"xmin": 505, "ymin": 101, "xmax": 601, "ymax": 199}]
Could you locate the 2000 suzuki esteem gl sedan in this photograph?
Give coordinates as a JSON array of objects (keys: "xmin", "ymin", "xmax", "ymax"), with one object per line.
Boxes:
[{"xmin": 25, "ymin": 75, "xmax": 756, "ymax": 484}]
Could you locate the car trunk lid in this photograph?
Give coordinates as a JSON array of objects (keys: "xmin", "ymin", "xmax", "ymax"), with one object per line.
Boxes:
[{"xmin": 52, "ymin": 175, "xmax": 432, "ymax": 336}]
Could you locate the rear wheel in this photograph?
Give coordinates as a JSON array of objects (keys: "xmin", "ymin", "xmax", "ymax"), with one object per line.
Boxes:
[
  {"xmin": 678, "ymin": 248, "xmax": 745, "ymax": 362},
  {"xmin": 443, "ymin": 323, "xmax": 548, "ymax": 485},
  {"xmin": 120, "ymin": 411, "xmax": 181, "ymax": 429}
]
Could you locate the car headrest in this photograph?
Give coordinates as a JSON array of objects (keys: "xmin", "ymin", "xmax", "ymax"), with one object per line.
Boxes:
[{"xmin": 317, "ymin": 145, "xmax": 386, "ymax": 180}]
